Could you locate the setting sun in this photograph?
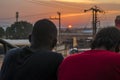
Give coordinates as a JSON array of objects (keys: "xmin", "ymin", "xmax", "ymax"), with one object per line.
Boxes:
[{"xmin": 68, "ymin": 25, "xmax": 72, "ymax": 28}]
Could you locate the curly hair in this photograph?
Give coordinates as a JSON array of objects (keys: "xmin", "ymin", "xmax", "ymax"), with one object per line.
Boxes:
[{"xmin": 91, "ymin": 27, "xmax": 120, "ymax": 52}]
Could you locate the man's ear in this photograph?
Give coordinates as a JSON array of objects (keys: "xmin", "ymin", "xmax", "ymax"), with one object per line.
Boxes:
[{"xmin": 29, "ymin": 34, "xmax": 32, "ymax": 43}]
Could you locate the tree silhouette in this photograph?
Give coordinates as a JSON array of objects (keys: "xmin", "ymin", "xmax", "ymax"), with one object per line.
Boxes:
[
  {"xmin": 6, "ymin": 21, "xmax": 33, "ymax": 39},
  {"xmin": 0, "ymin": 27, "xmax": 5, "ymax": 38}
]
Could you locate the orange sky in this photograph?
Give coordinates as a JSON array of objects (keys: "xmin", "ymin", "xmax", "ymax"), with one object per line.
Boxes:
[
  {"xmin": 0, "ymin": 0, "xmax": 120, "ymax": 28},
  {"xmin": 56, "ymin": 0, "xmax": 120, "ymax": 3}
]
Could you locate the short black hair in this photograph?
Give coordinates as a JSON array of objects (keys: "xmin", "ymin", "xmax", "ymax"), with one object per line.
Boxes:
[
  {"xmin": 31, "ymin": 19, "xmax": 57, "ymax": 47},
  {"xmin": 91, "ymin": 27, "xmax": 120, "ymax": 52}
]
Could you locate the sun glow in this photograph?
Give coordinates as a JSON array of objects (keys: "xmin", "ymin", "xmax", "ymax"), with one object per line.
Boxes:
[
  {"xmin": 107, "ymin": 10, "xmax": 120, "ymax": 14},
  {"xmin": 68, "ymin": 25, "xmax": 72, "ymax": 28},
  {"xmin": 62, "ymin": 13, "xmax": 86, "ymax": 18}
]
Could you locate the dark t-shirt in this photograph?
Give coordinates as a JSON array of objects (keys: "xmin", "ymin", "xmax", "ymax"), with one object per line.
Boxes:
[{"xmin": 0, "ymin": 47, "xmax": 64, "ymax": 80}]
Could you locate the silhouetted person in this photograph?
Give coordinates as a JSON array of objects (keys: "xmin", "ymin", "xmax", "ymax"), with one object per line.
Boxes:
[
  {"xmin": 58, "ymin": 27, "xmax": 120, "ymax": 80},
  {"xmin": 0, "ymin": 19, "xmax": 64, "ymax": 80}
]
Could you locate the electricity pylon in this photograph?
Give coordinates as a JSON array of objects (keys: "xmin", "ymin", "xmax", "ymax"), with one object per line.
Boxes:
[{"xmin": 84, "ymin": 5, "xmax": 105, "ymax": 37}]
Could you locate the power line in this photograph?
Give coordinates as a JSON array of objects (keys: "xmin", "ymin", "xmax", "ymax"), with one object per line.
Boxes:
[
  {"xmin": 0, "ymin": 17, "xmax": 15, "ymax": 21},
  {"xmin": 0, "ymin": 12, "xmax": 55, "ymax": 21}
]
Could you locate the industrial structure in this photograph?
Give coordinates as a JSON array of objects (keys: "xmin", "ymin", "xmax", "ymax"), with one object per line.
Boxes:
[{"xmin": 84, "ymin": 6, "xmax": 104, "ymax": 36}]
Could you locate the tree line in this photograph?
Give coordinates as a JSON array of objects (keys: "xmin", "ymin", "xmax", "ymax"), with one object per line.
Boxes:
[{"xmin": 0, "ymin": 21, "xmax": 33, "ymax": 39}]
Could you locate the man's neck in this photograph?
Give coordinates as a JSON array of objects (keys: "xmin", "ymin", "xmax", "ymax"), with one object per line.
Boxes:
[{"xmin": 29, "ymin": 45, "xmax": 52, "ymax": 52}]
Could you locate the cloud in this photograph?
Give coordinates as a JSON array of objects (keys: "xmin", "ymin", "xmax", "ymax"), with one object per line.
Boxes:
[
  {"xmin": 55, "ymin": 0, "xmax": 120, "ymax": 4},
  {"xmin": 62, "ymin": 13, "xmax": 86, "ymax": 18},
  {"xmin": 55, "ymin": 0, "xmax": 93, "ymax": 3}
]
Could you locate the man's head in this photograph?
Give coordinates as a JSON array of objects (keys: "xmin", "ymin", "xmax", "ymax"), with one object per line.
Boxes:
[
  {"xmin": 91, "ymin": 27, "xmax": 120, "ymax": 52},
  {"xmin": 29, "ymin": 19, "xmax": 57, "ymax": 50}
]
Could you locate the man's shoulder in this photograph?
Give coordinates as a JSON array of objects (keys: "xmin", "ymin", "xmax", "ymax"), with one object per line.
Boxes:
[
  {"xmin": 3, "ymin": 48, "xmax": 23, "ymax": 61},
  {"xmin": 33, "ymin": 50, "xmax": 64, "ymax": 61},
  {"xmin": 49, "ymin": 51, "xmax": 62, "ymax": 55},
  {"xmin": 38, "ymin": 50, "xmax": 63, "ymax": 57},
  {"xmin": 7, "ymin": 48, "xmax": 21, "ymax": 54},
  {"xmin": 5, "ymin": 47, "xmax": 25, "ymax": 58}
]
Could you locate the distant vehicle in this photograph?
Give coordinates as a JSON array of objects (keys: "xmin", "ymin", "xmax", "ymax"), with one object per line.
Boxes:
[
  {"xmin": 69, "ymin": 48, "xmax": 79, "ymax": 55},
  {"xmin": 68, "ymin": 48, "xmax": 90, "ymax": 56}
]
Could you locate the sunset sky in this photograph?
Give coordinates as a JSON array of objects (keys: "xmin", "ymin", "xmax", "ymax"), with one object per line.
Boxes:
[{"xmin": 0, "ymin": 0, "xmax": 120, "ymax": 28}]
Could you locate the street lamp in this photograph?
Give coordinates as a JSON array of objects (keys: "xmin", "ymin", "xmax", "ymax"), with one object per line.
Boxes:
[{"xmin": 49, "ymin": 12, "xmax": 61, "ymax": 44}]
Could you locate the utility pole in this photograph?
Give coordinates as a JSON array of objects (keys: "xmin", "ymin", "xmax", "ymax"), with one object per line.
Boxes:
[
  {"xmin": 16, "ymin": 12, "xmax": 19, "ymax": 22},
  {"xmin": 49, "ymin": 12, "xmax": 61, "ymax": 44},
  {"xmin": 84, "ymin": 6, "xmax": 104, "ymax": 37}
]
